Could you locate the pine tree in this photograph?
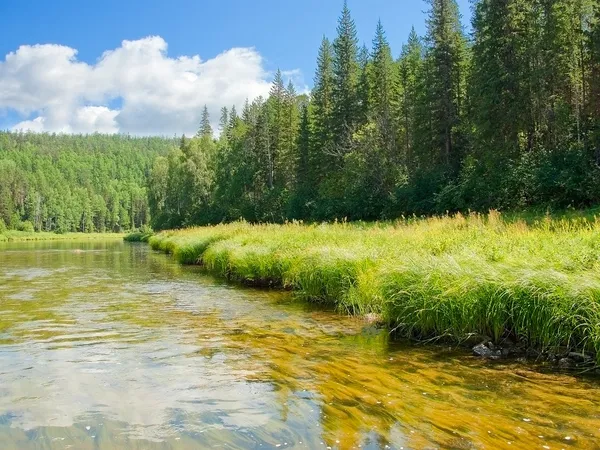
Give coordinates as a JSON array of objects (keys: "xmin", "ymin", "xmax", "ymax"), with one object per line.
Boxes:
[
  {"xmin": 398, "ymin": 27, "xmax": 423, "ymax": 167},
  {"xmin": 228, "ymin": 105, "xmax": 238, "ymax": 132},
  {"xmin": 267, "ymin": 69, "xmax": 287, "ymax": 190},
  {"xmin": 589, "ymin": 1, "xmax": 600, "ymax": 155},
  {"xmin": 286, "ymin": 80, "xmax": 297, "ymax": 100},
  {"xmin": 198, "ymin": 105, "xmax": 213, "ymax": 138},
  {"xmin": 416, "ymin": 0, "xmax": 468, "ymax": 173},
  {"xmin": 371, "ymin": 19, "xmax": 396, "ymax": 160},
  {"xmin": 311, "ymin": 36, "xmax": 335, "ymax": 180},
  {"xmin": 284, "ymin": 81, "xmax": 300, "ymax": 188},
  {"xmin": 292, "ymin": 103, "xmax": 312, "ymax": 218},
  {"xmin": 219, "ymin": 106, "xmax": 229, "ymax": 136},
  {"xmin": 357, "ymin": 44, "xmax": 371, "ymax": 126},
  {"xmin": 255, "ymin": 103, "xmax": 272, "ymax": 199},
  {"xmin": 332, "ymin": 0, "xmax": 360, "ymax": 152}
]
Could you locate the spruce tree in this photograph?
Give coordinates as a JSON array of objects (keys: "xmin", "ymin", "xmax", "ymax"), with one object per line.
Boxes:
[
  {"xmin": 267, "ymin": 69, "xmax": 287, "ymax": 190},
  {"xmin": 332, "ymin": 0, "xmax": 360, "ymax": 152},
  {"xmin": 311, "ymin": 36, "xmax": 335, "ymax": 180},
  {"xmin": 228, "ymin": 105, "xmax": 238, "ymax": 130},
  {"xmin": 589, "ymin": 1, "xmax": 600, "ymax": 154},
  {"xmin": 398, "ymin": 27, "xmax": 423, "ymax": 167},
  {"xmin": 198, "ymin": 105, "xmax": 213, "ymax": 138},
  {"xmin": 416, "ymin": 0, "xmax": 468, "ymax": 173},
  {"xmin": 371, "ymin": 19, "xmax": 396, "ymax": 159},
  {"xmin": 357, "ymin": 44, "xmax": 371, "ymax": 126},
  {"xmin": 219, "ymin": 106, "xmax": 229, "ymax": 137},
  {"xmin": 292, "ymin": 103, "xmax": 312, "ymax": 218},
  {"xmin": 284, "ymin": 81, "xmax": 300, "ymax": 188}
]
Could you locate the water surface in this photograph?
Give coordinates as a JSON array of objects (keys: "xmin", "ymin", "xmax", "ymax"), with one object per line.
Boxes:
[{"xmin": 0, "ymin": 240, "xmax": 599, "ymax": 449}]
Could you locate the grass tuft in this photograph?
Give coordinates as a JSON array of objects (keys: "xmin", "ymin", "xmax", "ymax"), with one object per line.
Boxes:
[{"xmin": 123, "ymin": 232, "xmax": 154, "ymax": 243}]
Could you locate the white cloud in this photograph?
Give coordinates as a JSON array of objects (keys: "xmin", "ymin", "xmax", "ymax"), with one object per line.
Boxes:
[
  {"xmin": 12, "ymin": 116, "xmax": 45, "ymax": 132},
  {"xmin": 1, "ymin": 36, "xmax": 298, "ymax": 135}
]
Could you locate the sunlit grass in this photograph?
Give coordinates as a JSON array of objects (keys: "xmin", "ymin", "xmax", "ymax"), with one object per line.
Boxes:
[
  {"xmin": 123, "ymin": 232, "xmax": 153, "ymax": 243},
  {"xmin": 139, "ymin": 211, "xmax": 600, "ymax": 363}
]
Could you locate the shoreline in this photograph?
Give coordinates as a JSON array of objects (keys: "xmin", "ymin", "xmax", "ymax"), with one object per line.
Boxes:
[
  {"xmin": 126, "ymin": 214, "xmax": 600, "ymax": 370},
  {"xmin": 0, "ymin": 232, "xmax": 126, "ymax": 242}
]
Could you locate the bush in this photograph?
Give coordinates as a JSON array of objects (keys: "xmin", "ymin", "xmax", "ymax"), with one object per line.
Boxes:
[{"xmin": 17, "ymin": 220, "xmax": 35, "ymax": 233}]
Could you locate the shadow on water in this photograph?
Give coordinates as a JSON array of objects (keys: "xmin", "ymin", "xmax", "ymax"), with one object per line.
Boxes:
[{"xmin": 0, "ymin": 240, "xmax": 599, "ymax": 449}]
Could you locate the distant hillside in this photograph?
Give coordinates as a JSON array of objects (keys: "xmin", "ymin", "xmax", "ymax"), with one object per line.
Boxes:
[{"xmin": 0, "ymin": 132, "xmax": 176, "ymax": 233}]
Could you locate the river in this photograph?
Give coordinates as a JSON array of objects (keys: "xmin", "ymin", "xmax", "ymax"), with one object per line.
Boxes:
[{"xmin": 0, "ymin": 240, "xmax": 598, "ymax": 449}]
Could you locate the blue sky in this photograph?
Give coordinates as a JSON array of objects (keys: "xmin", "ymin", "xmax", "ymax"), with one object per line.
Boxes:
[{"xmin": 0, "ymin": 0, "xmax": 473, "ymax": 135}]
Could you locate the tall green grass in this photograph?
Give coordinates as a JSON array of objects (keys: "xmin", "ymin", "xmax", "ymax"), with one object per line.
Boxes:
[
  {"xmin": 143, "ymin": 212, "xmax": 600, "ymax": 363},
  {"xmin": 123, "ymin": 232, "xmax": 153, "ymax": 243}
]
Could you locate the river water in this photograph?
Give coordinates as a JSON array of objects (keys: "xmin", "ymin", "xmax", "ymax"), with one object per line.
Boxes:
[{"xmin": 0, "ymin": 240, "xmax": 598, "ymax": 449}]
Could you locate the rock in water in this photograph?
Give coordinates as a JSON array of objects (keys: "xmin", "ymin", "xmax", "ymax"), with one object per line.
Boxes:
[
  {"xmin": 473, "ymin": 343, "xmax": 501, "ymax": 359},
  {"xmin": 558, "ymin": 357, "xmax": 575, "ymax": 369}
]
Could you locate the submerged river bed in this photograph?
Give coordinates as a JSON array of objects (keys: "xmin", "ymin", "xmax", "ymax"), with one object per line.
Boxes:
[{"xmin": 0, "ymin": 240, "xmax": 598, "ymax": 449}]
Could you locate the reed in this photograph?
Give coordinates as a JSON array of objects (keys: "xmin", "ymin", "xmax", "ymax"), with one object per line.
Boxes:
[{"xmin": 141, "ymin": 212, "xmax": 600, "ymax": 363}]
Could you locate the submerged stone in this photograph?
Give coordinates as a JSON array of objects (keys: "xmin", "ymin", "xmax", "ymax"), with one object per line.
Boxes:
[
  {"xmin": 473, "ymin": 343, "xmax": 501, "ymax": 359},
  {"xmin": 558, "ymin": 357, "xmax": 576, "ymax": 369}
]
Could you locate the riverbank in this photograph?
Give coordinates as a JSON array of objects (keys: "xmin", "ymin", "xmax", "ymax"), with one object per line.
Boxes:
[
  {"xmin": 0, "ymin": 231, "xmax": 125, "ymax": 242},
  {"xmin": 130, "ymin": 212, "xmax": 600, "ymax": 366}
]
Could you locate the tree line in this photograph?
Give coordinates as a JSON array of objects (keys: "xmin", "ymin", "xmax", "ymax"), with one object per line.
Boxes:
[
  {"xmin": 149, "ymin": 0, "xmax": 600, "ymax": 229},
  {"xmin": 0, "ymin": 132, "xmax": 175, "ymax": 233},
  {"xmin": 3, "ymin": 0, "xmax": 600, "ymax": 233}
]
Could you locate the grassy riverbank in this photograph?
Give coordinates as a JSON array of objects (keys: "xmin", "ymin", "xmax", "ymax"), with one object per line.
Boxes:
[
  {"xmin": 0, "ymin": 231, "xmax": 125, "ymax": 242},
  {"xmin": 135, "ymin": 212, "xmax": 600, "ymax": 364}
]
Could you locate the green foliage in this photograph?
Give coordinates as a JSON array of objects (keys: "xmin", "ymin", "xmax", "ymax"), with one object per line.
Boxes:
[
  {"xmin": 197, "ymin": 105, "xmax": 213, "ymax": 138},
  {"xmin": 414, "ymin": 0, "xmax": 468, "ymax": 177},
  {"xmin": 0, "ymin": 132, "xmax": 174, "ymax": 233},
  {"xmin": 331, "ymin": 0, "xmax": 360, "ymax": 149},
  {"xmin": 123, "ymin": 231, "xmax": 153, "ymax": 243},
  {"xmin": 17, "ymin": 220, "xmax": 35, "ymax": 233},
  {"xmin": 5, "ymin": 2, "xmax": 600, "ymax": 231},
  {"xmin": 0, "ymin": 231, "xmax": 123, "ymax": 242},
  {"xmin": 145, "ymin": 1, "xmax": 600, "ymax": 226}
]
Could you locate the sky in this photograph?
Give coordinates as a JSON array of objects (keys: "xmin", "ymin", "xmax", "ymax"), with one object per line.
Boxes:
[{"xmin": 0, "ymin": 0, "xmax": 472, "ymax": 136}]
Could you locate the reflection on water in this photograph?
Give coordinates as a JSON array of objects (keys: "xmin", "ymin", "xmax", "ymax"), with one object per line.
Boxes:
[{"xmin": 0, "ymin": 240, "xmax": 599, "ymax": 449}]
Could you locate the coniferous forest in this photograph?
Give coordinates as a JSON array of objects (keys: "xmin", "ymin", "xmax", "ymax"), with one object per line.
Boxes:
[
  {"xmin": 3, "ymin": 0, "xmax": 600, "ymax": 232},
  {"xmin": 149, "ymin": 0, "xmax": 600, "ymax": 229}
]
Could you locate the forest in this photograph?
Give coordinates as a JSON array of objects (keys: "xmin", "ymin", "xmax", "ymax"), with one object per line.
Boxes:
[
  {"xmin": 0, "ymin": 133, "xmax": 174, "ymax": 233},
  {"xmin": 2, "ymin": 0, "xmax": 600, "ymax": 232},
  {"xmin": 149, "ymin": 0, "xmax": 600, "ymax": 229}
]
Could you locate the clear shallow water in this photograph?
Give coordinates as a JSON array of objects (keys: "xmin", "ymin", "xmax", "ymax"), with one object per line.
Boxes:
[{"xmin": 0, "ymin": 240, "xmax": 599, "ymax": 449}]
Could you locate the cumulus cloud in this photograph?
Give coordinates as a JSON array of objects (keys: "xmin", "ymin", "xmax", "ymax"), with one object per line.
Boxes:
[{"xmin": 1, "ymin": 36, "xmax": 298, "ymax": 135}]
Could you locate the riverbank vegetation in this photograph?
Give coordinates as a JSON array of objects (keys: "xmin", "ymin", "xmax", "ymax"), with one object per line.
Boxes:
[
  {"xmin": 123, "ymin": 230, "xmax": 153, "ymax": 243},
  {"xmin": 140, "ymin": 212, "xmax": 600, "ymax": 365},
  {"xmin": 2, "ymin": 0, "xmax": 600, "ymax": 363}
]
